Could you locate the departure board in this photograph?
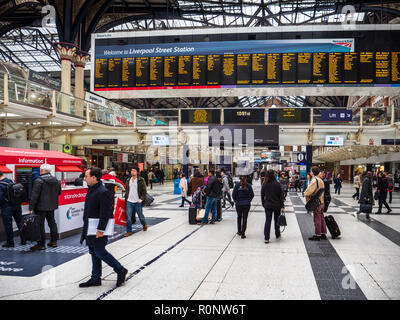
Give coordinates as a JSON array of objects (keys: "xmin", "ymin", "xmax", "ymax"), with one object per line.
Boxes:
[
  {"xmin": 94, "ymin": 58, "xmax": 107, "ymax": 88},
  {"xmin": 269, "ymin": 108, "xmax": 310, "ymax": 123},
  {"xmin": 237, "ymin": 54, "xmax": 251, "ymax": 85},
  {"xmin": 328, "ymin": 53, "xmax": 343, "ymax": 83},
  {"xmin": 149, "ymin": 56, "xmax": 163, "ymax": 86},
  {"xmin": 375, "ymin": 52, "xmax": 390, "ymax": 84},
  {"xmin": 282, "ymin": 53, "xmax": 296, "ymax": 84},
  {"xmin": 267, "ymin": 53, "xmax": 282, "ymax": 84},
  {"xmin": 252, "ymin": 53, "xmax": 266, "ymax": 84},
  {"xmin": 181, "ymin": 109, "xmax": 220, "ymax": 124},
  {"xmin": 164, "ymin": 56, "xmax": 177, "ymax": 86},
  {"xmin": 313, "ymin": 53, "xmax": 328, "ymax": 84},
  {"xmin": 108, "ymin": 58, "xmax": 122, "ymax": 87},
  {"xmin": 359, "ymin": 52, "xmax": 374, "ymax": 83},
  {"xmin": 192, "ymin": 55, "xmax": 207, "ymax": 86},
  {"xmin": 224, "ymin": 108, "xmax": 264, "ymax": 124},
  {"xmin": 392, "ymin": 52, "xmax": 400, "ymax": 83},
  {"xmin": 297, "ymin": 53, "xmax": 312, "ymax": 84},
  {"xmin": 207, "ymin": 55, "xmax": 221, "ymax": 85},
  {"xmin": 222, "ymin": 54, "xmax": 236, "ymax": 85},
  {"xmin": 343, "ymin": 52, "xmax": 358, "ymax": 84},
  {"xmin": 122, "ymin": 58, "xmax": 135, "ymax": 87},
  {"xmin": 178, "ymin": 55, "xmax": 192, "ymax": 86},
  {"xmin": 135, "ymin": 57, "xmax": 149, "ymax": 87}
]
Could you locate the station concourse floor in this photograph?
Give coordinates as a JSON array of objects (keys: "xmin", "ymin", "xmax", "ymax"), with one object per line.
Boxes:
[{"xmin": 0, "ymin": 181, "xmax": 399, "ymax": 300}]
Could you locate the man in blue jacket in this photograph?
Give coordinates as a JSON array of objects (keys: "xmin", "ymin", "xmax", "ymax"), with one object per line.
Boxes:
[
  {"xmin": 79, "ymin": 167, "xmax": 128, "ymax": 288},
  {"xmin": 0, "ymin": 171, "xmax": 24, "ymax": 247}
]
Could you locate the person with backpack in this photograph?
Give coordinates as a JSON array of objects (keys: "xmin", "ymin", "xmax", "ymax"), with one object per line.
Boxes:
[
  {"xmin": 0, "ymin": 171, "xmax": 25, "ymax": 247},
  {"xmin": 232, "ymin": 175, "xmax": 254, "ymax": 239},
  {"xmin": 29, "ymin": 163, "xmax": 61, "ymax": 251},
  {"xmin": 221, "ymin": 169, "xmax": 234, "ymax": 209},
  {"xmin": 261, "ymin": 170, "xmax": 284, "ymax": 244},
  {"xmin": 200, "ymin": 170, "xmax": 222, "ymax": 225},
  {"xmin": 190, "ymin": 171, "xmax": 204, "ymax": 205},
  {"xmin": 304, "ymin": 166, "xmax": 327, "ymax": 241}
]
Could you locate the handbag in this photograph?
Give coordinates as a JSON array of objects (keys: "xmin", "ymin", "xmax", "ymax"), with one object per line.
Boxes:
[
  {"xmin": 196, "ymin": 208, "xmax": 210, "ymax": 221},
  {"xmin": 278, "ymin": 211, "xmax": 287, "ymax": 233},
  {"xmin": 359, "ymin": 203, "xmax": 372, "ymax": 214},
  {"xmin": 114, "ymin": 198, "xmax": 127, "ymax": 226},
  {"xmin": 305, "ymin": 179, "xmax": 324, "ymax": 212}
]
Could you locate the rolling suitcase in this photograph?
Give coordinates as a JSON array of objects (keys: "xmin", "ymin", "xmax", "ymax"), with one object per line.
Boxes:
[
  {"xmin": 188, "ymin": 206, "xmax": 197, "ymax": 224},
  {"xmin": 217, "ymin": 199, "xmax": 222, "ymax": 221},
  {"xmin": 325, "ymin": 215, "xmax": 341, "ymax": 239}
]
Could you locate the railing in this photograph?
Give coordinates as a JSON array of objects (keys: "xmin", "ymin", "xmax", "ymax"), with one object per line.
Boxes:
[{"xmin": 1, "ymin": 70, "xmax": 399, "ymax": 129}]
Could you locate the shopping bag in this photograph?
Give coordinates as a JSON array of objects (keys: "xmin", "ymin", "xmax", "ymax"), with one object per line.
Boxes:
[
  {"xmin": 114, "ymin": 198, "xmax": 127, "ymax": 226},
  {"xmin": 196, "ymin": 209, "xmax": 210, "ymax": 222}
]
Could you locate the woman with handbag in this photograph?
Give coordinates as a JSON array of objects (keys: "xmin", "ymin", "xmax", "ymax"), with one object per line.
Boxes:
[
  {"xmin": 261, "ymin": 169, "xmax": 284, "ymax": 244},
  {"xmin": 232, "ymin": 176, "xmax": 254, "ymax": 239},
  {"xmin": 304, "ymin": 166, "xmax": 327, "ymax": 241}
]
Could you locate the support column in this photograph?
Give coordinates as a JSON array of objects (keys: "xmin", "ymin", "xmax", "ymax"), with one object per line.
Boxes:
[
  {"xmin": 73, "ymin": 50, "xmax": 90, "ymax": 118},
  {"xmin": 55, "ymin": 43, "xmax": 76, "ymax": 114}
]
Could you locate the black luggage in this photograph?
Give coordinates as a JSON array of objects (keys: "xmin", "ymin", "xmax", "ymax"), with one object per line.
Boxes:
[
  {"xmin": 19, "ymin": 214, "xmax": 41, "ymax": 242},
  {"xmin": 188, "ymin": 206, "xmax": 197, "ymax": 224},
  {"xmin": 217, "ymin": 199, "xmax": 222, "ymax": 221},
  {"xmin": 325, "ymin": 215, "xmax": 341, "ymax": 239}
]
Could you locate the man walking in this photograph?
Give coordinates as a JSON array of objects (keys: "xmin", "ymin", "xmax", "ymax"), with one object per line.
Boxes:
[
  {"xmin": 354, "ymin": 171, "xmax": 374, "ymax": 220},
  {"xmin": 29, "ymin": 164, "xmax": 61, "ymax": 251},
  {"xmin": 124, "ymin": 167, "xmax": 148, "ymax": 236},
  {"xmin": 201, "ymin": 170, "xmax": 222, "ymax": 225},
  {"xmin": 79, "ymin": 167, "xmax": 128, "ymax": 288},
  {"xmin": 0, "ymin": 171, "xmax": 24, "ymax": 247},
  {"xmin": 221, "ymin": 169, "xmax": 234, "ymax": 208}
]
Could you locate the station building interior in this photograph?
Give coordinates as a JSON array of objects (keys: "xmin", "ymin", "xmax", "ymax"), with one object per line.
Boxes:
[{"xmin": 0, "ymin": 0, "xmax": 399, "ymax": 301}]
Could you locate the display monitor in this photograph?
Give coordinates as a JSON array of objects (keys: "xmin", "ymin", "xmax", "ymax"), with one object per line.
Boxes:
[
  {"xmin": 152, "ymin": 135, "xmax": 170, "ymax": 146},
  {"xmin": 325, "ymin": 135, "xmax": 344, "ymax": 146}
]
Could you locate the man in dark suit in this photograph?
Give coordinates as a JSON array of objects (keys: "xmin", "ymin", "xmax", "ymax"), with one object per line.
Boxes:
[{"xmin": 79, "ymin": 167, "xmax": 128, "ymax": 288}]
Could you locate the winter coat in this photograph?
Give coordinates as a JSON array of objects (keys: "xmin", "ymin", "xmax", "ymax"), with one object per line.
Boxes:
[
  {"xmin": 29, "ymin": 174, "xmax": 61, "ymax": 211},
  {"xmin": 261, "ymin": 180, "xmax": 284, "ymax": 209},
  {"xmin": 232, "ymin": 182, "xmax": 254, "ymax": 206},
  {"xmin": 359, "ymin": 176, "xmax": 374, "ymax": 205},
  {"xmin": 179, "ymin": 178, "xmax": 188, "ymax": 197}
]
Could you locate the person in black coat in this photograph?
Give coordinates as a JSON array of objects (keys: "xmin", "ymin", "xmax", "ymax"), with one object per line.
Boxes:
[
  {"xmin": 356, "ymin": 171, "xmax": 374, "ymax": 219},
  {"xmin": 232, "ymin": 176, "xmax": 254, "ymax": 239},
  {"xmin": 79, "ymin": 167, "xmax": 128, "ymax": 288},
  {"xmin": 376, "ymin": 171, "xmax": 392, "ymax": 214},
  {"xmin": 29, "ymin": 163, "xmax": 61, "ymax": 251},
  {"xmin": 261, "ymin": 169, "xmax": 284, "ymax": 243}
]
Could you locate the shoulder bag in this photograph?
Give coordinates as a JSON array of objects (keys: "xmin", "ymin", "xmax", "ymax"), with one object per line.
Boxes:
[{"xmin": 305, "ymin": 179, "xmax": 325, "ymax": 212}]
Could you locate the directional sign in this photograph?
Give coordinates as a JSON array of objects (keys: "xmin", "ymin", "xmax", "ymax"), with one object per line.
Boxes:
[
  {"xmin": 321, "ymin": 109, "xmax": 352, "ymax": 122},
  {"xmin": 297, "ymin": 152, "xmax": 307, "ymax": 162}
]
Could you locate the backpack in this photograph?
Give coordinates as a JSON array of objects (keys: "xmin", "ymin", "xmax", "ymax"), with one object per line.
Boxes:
[
  {"xmin": 0, "ymin": 180, "xmax": 26, "ymax": 206},
  {"xmin": 19, "ymin": 214, "xmax": 41, "ymax": 242},
  {"xmin": 192, "ymin": 187, "xmax": 202, "ymax": 206},
  {"xmin": 228, "ymin": 176, "xmax": 234, "ymax": 189}
]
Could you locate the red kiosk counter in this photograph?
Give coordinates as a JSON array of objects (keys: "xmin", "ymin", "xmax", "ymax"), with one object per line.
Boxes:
[{"xmin": 0, "ymin": 147, "xmax": 87, "ymax": 239}]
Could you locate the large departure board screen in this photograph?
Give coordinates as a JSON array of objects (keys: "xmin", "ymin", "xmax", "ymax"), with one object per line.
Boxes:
[
  {"xmin": 267, "ymin": 53, "xmax": 282, "ymax": 84},
  {"xmin": 328, "ymin": 53, "xmax": 343, "ymax": 83},
  {"xmin": 178, "ymin": 55, "xmax": 192, "ymax": 86},
  {"xmin": 375, "ymin": 52, "xmax": 390, "ymax": 84},
  {"xmin": 282, "ymin": 53, "xmax": 296, "ymax": 84},
  {"xmin": 164, "ymin": 56, "xmax": 177, "ymax": 86},
  {"xmin": 359, "ymin": 52, "xmax": 374, "ymax": 83},
  {"xmin": 269, "ymin": 108, "xmax": 310, "ymax": 123},
  {"xmin": 136, "ymin": 57, "xmax": 149, "ymax": 87},
  {"xmin": 122, "ymin": 58, "xmax": 135, "ymax": 87},
  {"xmin": 237, "ymin": 54, "xmax": 251, "ymax": 84},
  {"xmin": 192, "ymin": 55, "xmax": 207, "ymax": 86},
  {"xmin": 94, "ymin": 58, "xmax": 107, "ymax": 88},
  {"xmin": 313, "ymin": 53, "xmax": 328, "ymax": 84},
  {"xmin": 252, "ymin": 53, "xmax": 266, "ymax": 84},
  {"xmin": 297, "ymin": 53, "xmax": 312, "ymax": 84},
  {"xmin": 149, "ymin": 56, "xmax": 163, "ymax": 86},
  {"xmin": 224, "ymin": 109, "xmax": 264, "ymax": 124},
  {"xmin": 343, "ymin": 52, "xmax": 358, "ymax": 83},
  {"xmin": 222, "ymin": 54, "xmax": 236, "ymax": 85},
  {"xmin": 93, "ymin": 37, "xmax": 400, "ymax": 91},
  {"xmin": 207, "ymin": 55, "xmax": 221, "ymax": 85},
  {"xmin": 181, "ymin": 109, "xmax": 221, "ymax": 124}
]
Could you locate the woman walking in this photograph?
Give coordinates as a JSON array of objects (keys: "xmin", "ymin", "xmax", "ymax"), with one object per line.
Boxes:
[
  {"xmin": 352, "ymin": 172, "xmax": 361, "ymax": 200},
  {"xmin": 179, "ymin": 173, "xmax": 191, "ymax": 207},
  {"xmin": 232, "ymin": 175, "xmax": 254, "ymax": 239},
  {"xmin": 334, "ymin": 173, "xmax": 343, "ymax": 195},
  {"xmin": 261, "ymin": 169, "xmax": 284, "ymax": 244}
]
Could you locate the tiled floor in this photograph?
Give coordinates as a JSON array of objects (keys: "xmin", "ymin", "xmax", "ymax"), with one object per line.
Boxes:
[{"xmin": 0, "ymin": 181, "xmax": 399, "ymax": 300}]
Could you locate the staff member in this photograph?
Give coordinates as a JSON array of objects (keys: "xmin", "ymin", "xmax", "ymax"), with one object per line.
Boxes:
[
  {"xmin": 29, "ymin": 163, "xmax": 61, "ymax": 251},
  {"xmin": 79, "ymin": 167, "xmax": 128, "ymax": 288}
]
